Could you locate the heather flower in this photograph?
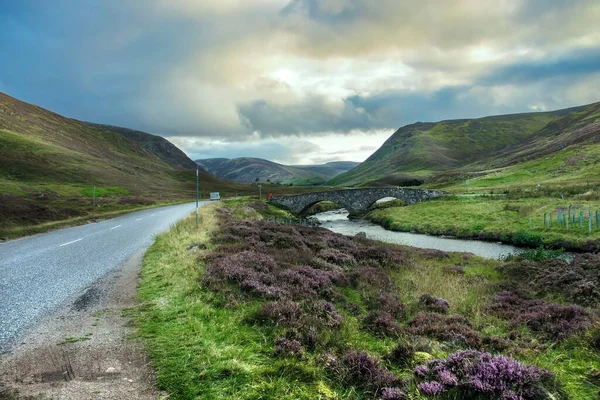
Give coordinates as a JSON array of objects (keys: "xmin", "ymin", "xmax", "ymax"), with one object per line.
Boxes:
[
  {"xmin": 363, "ymin": 311, "xmax": 402, "ymax": 337},
  {"xmin": 414, "ymin": 350, "xmax": 552, "ymax": 399},
  {"xmin": 437, "ymin": 369, "xmax": 458, "ymax": 387},
  {"xmin": 255, "ymin": 300, "xmax": 303, "ymax": 326},
  {"xmin": 489, "ymin": 291, "xmax": 591, "ymax": 341},
  {"xmin": 414, "ymin": 364, "xmax": 429, "ymax": 378},
  {"xmin": 375, "ymin": 292, "xmax": 406, "ymax": 319},
  {"xmin": 342, "ymin": 350, "xmax": 400, "ymax": 392},
  {"xmin": 273, "ymin": 337, "xmax": 303, "ymax": 358},
  {"xmin": 380, "ymin": 387, "xmax": 406, "ymax": 400},
  {"xmin": 417, "ymin": 381, "xmax": 444, "ymax": 396},
  {"xmin": 420, "ymin": 294, "xmax": 450, "ymax": 314},
  {"xmin": 387, "ymin": 343, "xmax": 415, "ymax": 367},
  {"xmin": 407, "ymin": 312, "xmax": 482, "ymax": 348}
]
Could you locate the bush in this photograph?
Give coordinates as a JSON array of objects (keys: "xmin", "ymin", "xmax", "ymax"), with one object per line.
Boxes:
[
  {"xmin": 255, "ymin": 300, "xmax": 304, "ymax": 327},
  {"xmin": 511, "ymin": 230, "xmax": 543, "ymax": 248},
  {"xmin": 342, "ymin": 351, "xmax": 400, "ymax": 394},
  {"xmin": 386, "ymin": 343, "xmax": 415, "ymax": 367},
  {"xmin": 374, "ymin": 292, "xmax": 406, "ymax": 319},
  {"xmin": 407, "ymin": 313, "xmax": 483, "ymax": 348},
  {"xmin": 497, "ymin": 255, "xmax": 600, "ymax": 307},
  {"xmin": 489, "ymin": 291, "xmax": 592, "ymax": 341},
  {"xmin": 273, "ymin": 337, "xmax": 303, "ymax": 358},
  {"xmin": 363, "ymin": 311, "xmax": 402, "ymax": 337},
  {"xmin": 414, "ymin": 350, "xmax": 554, "ymax": 399},
  {"xmin": 419, "ymin": 294, "xmax": 450, "ymax": 314}
]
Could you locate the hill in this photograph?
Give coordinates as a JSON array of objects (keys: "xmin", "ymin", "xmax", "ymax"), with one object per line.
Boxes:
[
  {"xmin": 0, "ymin": 91, "xmax": 244, "ymax": 237},
  {"xmin": 440, "ymin": 102, "xmax": 600, "ymax": 194},
  {"xmin": 196, "ymin": 157, "xmax": 359, "ymax": 185},
  {"xmin": 329, "ymin": 102, "xmax": 599, "ymax": 188},
  {"xmin": 86, "ymin": 123, "xmax": 199, "ymax": 169}
]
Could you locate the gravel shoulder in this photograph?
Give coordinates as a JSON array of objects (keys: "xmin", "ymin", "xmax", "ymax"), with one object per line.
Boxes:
[{"xmin": 0, "ymin": 250, "xmax": 165, "ymax": 400}]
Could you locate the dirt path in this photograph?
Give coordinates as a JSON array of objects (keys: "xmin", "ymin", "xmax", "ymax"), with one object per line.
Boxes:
[{"xmin": 0, "ymin": 250, "xmax": 166, "ymax": 400}]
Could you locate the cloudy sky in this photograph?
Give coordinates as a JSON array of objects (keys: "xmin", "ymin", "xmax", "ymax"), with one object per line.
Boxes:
[{"xmin": 1, "ymin": 0, "xmax": 599, "ymax": 164}]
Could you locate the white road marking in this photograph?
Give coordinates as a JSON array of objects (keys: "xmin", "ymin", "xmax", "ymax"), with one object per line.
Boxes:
[
  {"xmin": 135, "ymin": 218, "xmax": 143, "ymax": 221},
  {"xmin": 59, "ymin": 238, "xmax": 83, "ymax": 247},
  {"xmin": 110, "ymin": 225, "xmax": 122, "ymax": 230}
]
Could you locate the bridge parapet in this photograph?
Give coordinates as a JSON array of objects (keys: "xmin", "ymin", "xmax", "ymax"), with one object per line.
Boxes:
[{"xmin": 269, "ymin": 188, "xmax": 444, "ymax": 215}]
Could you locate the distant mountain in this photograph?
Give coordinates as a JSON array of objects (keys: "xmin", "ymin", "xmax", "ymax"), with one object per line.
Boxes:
[
  {"xmin": 195, "ymin": 157, "xmax": 359, "ymax": 185},
  {"xmin": 329, "ymin": 102, "xmax": 599, "ymax": 187}
]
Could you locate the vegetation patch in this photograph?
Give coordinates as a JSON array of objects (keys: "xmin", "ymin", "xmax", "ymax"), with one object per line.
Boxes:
[
  {"xmin": 366, "ymin": 196, "xmax": 600, "ymax": 251},
  {"xmin": 137, "ymin": 200, "xmax": 600, "ymax": 399}
]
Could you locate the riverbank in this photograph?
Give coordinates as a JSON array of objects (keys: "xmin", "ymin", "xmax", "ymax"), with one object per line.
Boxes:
[
  {"xmin": 366, "ymin": 196, "xmax": 600, "ymax": 252},
  {"xmin": 135, "ymin": 199, "xmax": 599, "ymax": 399}
]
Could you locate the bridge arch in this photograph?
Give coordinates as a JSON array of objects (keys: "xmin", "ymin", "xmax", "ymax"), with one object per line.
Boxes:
[
  {"xmin": 299, "ymin": 199, "xmax": 352, "ymax": 216},
  {"xmin": 269, "ymin": 188, "xmax": 444, "ymax": 216}
]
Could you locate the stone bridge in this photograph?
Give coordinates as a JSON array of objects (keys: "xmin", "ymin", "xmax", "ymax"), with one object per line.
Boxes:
[{"xmin": 269, "ymin": 187, "xmax": 445, "ymax": 216}]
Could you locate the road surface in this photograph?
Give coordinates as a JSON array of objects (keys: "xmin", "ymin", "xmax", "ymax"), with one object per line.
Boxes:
[{"xmin": 0, "ymin": 202, "xmax": 206, "ymax": 352}]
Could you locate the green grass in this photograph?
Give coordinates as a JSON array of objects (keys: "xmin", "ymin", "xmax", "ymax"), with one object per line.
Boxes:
[
  {"xmin": 137, "ymin": 205, "xmax": 333, "ymax": 399},
  {"xmin": 80, "ymin": 186, "xmax": 130, "ymax": 197},
  {"xmin": 136, "ymin": 201, "xmax": 599, "ymax": 399},
  {"xmin": 367, "ymin": 196, "xmax": 600, "ymax": 251}
]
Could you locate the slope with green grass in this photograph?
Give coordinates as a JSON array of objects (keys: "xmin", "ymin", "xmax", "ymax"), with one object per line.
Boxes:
[
  {"xmin": 330, "ymin": 103, "xmax": 599, "ymax": 188},
  {"xmin": 0, "ymin": 91, "xmax": 250, "ymax": 237}
]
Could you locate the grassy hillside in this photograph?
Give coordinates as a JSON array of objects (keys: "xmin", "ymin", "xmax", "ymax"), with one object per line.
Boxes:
[
  {"xmin": 196, "ymin": 157, "xmax": 359, "ymax": 185},
  {"xmin": 330, "ymin": 103, "xmax": 598, "ymax": 188},
  {"xmin": 434, "ymin": 103, "xmax": 600, "ymax": 196},
  {"xmin": 87, "ymin": 123, "xmax": 199, "ymax": 169},
  {"xmin": 0, "ymin": 91, "xmax": 251, "ymax": 237}
]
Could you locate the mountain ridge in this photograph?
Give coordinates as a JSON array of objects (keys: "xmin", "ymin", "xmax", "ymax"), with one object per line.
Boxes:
[
  {"xmin": 196, "ymin": 157, "xmax": 359, "ymax": 185},
  {"xmin": 329, "ymin": 102, "xmax": 600, "ymax": 187}
]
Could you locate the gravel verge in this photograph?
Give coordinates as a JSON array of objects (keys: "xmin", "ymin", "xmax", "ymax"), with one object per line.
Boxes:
[{"xmin": 0, "ymin": 250, "xmax": 165, "ymax": 400}]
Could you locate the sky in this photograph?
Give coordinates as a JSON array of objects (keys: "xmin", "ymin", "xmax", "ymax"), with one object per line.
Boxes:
[{"xmin": 1, "ymin": 0, "xmax": 599, "ymax": 165}]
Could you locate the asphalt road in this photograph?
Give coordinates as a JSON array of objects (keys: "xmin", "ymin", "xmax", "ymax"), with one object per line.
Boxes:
[{"xmin": 0, "ymin": 201, "xmax": 207, "ymax": 352}]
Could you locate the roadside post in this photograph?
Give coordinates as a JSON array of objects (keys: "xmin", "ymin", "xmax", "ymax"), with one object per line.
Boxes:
[
  {"xmin": 196, "ymin": 166, "xmax": 199, "ymax": 228},
  {"xmin": 258, "ymin": 184, "xmax": 262, "ymax": 200}
]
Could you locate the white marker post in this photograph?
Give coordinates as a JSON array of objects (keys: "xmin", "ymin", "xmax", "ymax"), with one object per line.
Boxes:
[{"xmin": 196, "ymin": 166, "xmax": 199, "ymax": 228}]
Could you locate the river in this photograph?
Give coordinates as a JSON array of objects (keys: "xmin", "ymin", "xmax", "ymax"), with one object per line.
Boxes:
[{"xmin": 312, "ymin": 209, "xmax": 524, "ymax": 260}]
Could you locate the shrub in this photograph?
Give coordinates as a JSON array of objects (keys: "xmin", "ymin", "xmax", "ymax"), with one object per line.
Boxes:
[
  {"xmin": 414, "ymin": 350, "xmax": 553, "ymax": 399},
  {"xmin": 318, "ymin": 248, "xmax": 357, "ymax": 267},
  {"xmin": 379, "ymin": 387, "xmax": 407, "ymax": 400},
  {"xmin": 342, "ymin": 351, "xmax": 400, "ymax": 393},
  {"xmin": 511, "ymin": 230, "xmax": 543, "ymax": 248},
  {"xmin": 419, "ymin": 294, "xmax": 450, "ymax": 314},
  {"xmin": 386, "ymin": 343, "xmax": 415, "ymax": 367},
  {"xmin": 374, "ymin": 292, "xmax": 406, "ymax": 319},
  {"xmin": 346, "ymin": 267, "xmax": 392, "ymax": 290},
  {"xmin": 363, "ymin": 311, "xmax": 402, "ymax": 337},
  {"xmin": 306, "ymin": 300, "xmax": 344, "ymax": 329},
  {"xmin": 497, "ymin": 256, "xmax": 600, "ymax": 307},
  {"xmin": 255, "ymin": 300, "xmax": 304, "ymax": 327},
  {"xmin": 273, "ymin": 337, "xmax": 303, "ymax": 358},
  {"xmin": 489, "ymin": 291, "xmax": 592, "ymax": 341},
  {"xmin": 407, "ymin": 313, "xmax": 482, "ymax": 348}
]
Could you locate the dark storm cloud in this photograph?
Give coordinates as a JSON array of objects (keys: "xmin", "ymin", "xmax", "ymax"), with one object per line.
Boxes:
[
  {"xmin": 237, "ymin": 97, "xmax": 372, "ymax": 135},
  {"xmin": 480, "ymin": 48, "xmax": 600, "ymax": 86}
]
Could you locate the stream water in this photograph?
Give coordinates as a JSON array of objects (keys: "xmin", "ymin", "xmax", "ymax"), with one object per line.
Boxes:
[{"xmin": 312, "ymin": 209, "xmax": 525, "ymax": 260}]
